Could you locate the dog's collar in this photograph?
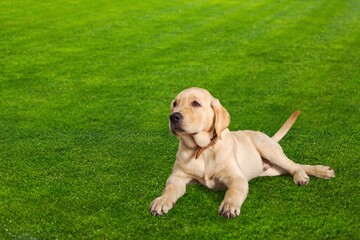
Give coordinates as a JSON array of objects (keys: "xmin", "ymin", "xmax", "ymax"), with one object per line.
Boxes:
[{"xmin": 195, "ymin": 130, "xmax": 218, "ymax": 159}]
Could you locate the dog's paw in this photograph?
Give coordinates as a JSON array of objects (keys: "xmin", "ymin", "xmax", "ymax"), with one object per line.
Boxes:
[
  {"xmin": 293, "ymin": 168, "xmax": 310, "ymax": 186},
  {"xmin": 149, "ymin": 196, "xmax": 174, "ymax": 216},
  {"xmin": 218, "ymin": 200, "xmax": 240, "ymax": 219},
  {"xmin": 314, "ymin": 165, "xmax": 335, "ymax": 179}
]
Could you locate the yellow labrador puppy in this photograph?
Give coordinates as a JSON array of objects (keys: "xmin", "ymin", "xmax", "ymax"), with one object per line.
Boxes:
[{"xmin": 150, "ymin": 87, "xmax": 335, "ymax": 218}]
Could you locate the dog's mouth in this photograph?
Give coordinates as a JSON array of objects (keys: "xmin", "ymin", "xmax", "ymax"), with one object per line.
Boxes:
[
  {"xmin": 170, "ymin": 123, "xmax": 200, "ymax": 138},
  {"xmin": 170, "ymin": 123, "xmax": 185, "ymax": 136}
]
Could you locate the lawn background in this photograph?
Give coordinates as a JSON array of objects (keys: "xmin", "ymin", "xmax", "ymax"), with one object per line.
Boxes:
[{"xmin": 0, "ymin": 0, "xmax": 359, "ymax": 239}]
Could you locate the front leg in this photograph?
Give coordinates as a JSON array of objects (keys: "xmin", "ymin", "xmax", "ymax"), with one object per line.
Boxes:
[
  {"xmin": 150, "ymin": 174, "xmax": 191, "ymax": 216},
  {"xmin": 219, "ymin": 176, "xmax": 249, "ymax": 219}
]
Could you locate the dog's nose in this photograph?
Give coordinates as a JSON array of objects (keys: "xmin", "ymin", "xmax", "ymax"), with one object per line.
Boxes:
[{"xmin": 170, "ymin": 112, "xmax": 183, "ymax": 124}]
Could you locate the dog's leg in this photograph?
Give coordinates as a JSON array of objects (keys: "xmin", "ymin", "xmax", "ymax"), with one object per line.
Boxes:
[
  {"xmin": 260, "ymin": 164, "xmax": 335, "ymax": 178},
  {"xmin": 260, "ymin": 164, "xmax": 335, "ymax": 179},
  {"xmin": 218, "ymin": 175, "xmax": 249, "ymax": 219},
  {"xmin": 301, "ymin": 165, "xmax": 335, "ymax": 179},
  {"xmin": 251, "ymin": 132, "xmax": 311, "ymax": 186},
  {"xmin": 150, "ymin": 174, "xmax": 190, "ymax": 216},
  {"xmin": 259, "ymin": 165, "xmax": 287, "ymax": 177}
]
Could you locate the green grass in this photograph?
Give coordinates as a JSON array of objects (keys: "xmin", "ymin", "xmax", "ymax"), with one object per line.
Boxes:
[{"xmin": 0, "ymin": 0, "xmax": 359, "ymax": 239}]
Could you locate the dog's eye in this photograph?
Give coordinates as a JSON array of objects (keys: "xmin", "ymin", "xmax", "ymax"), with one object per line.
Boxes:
[
  {"xmin": 192, "ymin": 101, "xmax": 201, "ymax": 107},
  {"xmin": 173, "ymin": 101, "xmax": 177, "ymax": 108}
]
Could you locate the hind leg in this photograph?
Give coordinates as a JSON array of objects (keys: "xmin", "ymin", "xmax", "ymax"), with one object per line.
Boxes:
[
  {"xmin": 259, "ymin": 165, "xmax": 309, "ymax": 186},
  {"xmin": 251, "ymin": 132, "xmax": 310, "ymax": 185},
  {"xmin": 259, "ymin": 164, "xmax": 335, "ymax": 180},
  {"xmin": 259, "ymin": 165, "xmax": 287, "ymax": 177},
  {"xmin": 302, "ymin": 165, "xmax": 335, "ymax": 179}
]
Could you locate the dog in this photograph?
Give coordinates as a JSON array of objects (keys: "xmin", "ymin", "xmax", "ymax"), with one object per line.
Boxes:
[{"xmin": 150, "ymin": 87, "xmax": 335, "ymax": 219}]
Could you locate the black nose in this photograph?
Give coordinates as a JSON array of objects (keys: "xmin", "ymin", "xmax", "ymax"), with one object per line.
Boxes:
[{"xmin": 170, "ymin": 112, "xmax": 183, "ymax": 124}]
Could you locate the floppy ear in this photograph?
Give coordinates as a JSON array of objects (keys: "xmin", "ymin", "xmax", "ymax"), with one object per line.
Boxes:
[{"xmin": 211, "ymin": 98, "xmax": 230, "ymax": 140}]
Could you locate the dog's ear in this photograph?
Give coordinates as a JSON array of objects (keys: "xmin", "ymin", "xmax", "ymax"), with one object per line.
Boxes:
[{"xmin": 211, "ymin": 98, "xmax": 230, "ymax": 140}]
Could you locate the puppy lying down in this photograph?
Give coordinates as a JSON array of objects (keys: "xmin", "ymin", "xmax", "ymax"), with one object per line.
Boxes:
[{"xmin": 150, "ymin": 87, "xmax": 335, "ymax": 218}]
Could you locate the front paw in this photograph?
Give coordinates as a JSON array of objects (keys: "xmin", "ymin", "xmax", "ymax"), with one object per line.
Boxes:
[
  {"xmin": 218, "ymin": 200, "xmax": 240, "ymax": 219},
  {"xmin": 149, "ymin": 196, "xmax": 174, "ymax": 216}
]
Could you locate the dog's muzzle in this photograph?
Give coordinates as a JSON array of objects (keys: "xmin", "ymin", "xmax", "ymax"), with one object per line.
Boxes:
[{"xmin": 170, "ymin": 112, "xmax": 184, "ymax": 133}]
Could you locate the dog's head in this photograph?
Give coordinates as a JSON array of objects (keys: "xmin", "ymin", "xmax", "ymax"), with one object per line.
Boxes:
[{"xmin": 169, "ymin": 87, "xmax": 230, "ymax": 144}]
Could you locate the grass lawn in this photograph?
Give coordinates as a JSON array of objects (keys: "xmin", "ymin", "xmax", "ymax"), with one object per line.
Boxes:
[{"xmin": 1, "ymin": 0, "xmax": 359, "ymax": 239}]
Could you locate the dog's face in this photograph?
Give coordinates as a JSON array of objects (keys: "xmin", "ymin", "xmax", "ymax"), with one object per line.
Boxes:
[{"xmin": 169, "ymin": 87, "xmax": 230, "ymax": 141}]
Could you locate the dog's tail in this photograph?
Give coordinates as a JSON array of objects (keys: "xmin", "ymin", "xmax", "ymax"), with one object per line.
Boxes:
[{"xmin": 272, "ymin": 110, "xmax": 301, "ymax": 142}]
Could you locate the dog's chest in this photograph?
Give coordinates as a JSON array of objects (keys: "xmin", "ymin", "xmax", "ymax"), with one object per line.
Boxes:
[{"xmin": 184, "ymin": 156, "xmax": 225, "ymax": 190}]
